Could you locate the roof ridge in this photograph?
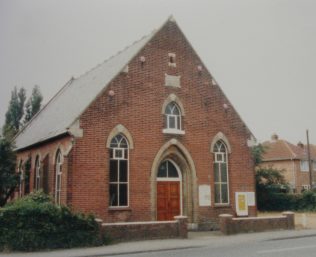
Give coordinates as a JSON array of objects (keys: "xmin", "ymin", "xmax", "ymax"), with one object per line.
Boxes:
[
  {"xmin": 74, "ymin": 31, "xmax": 156, "ymax": 81},
  {"xmin": 13, "ymin": 77, "xmax": 74, "ymax": 142},
  {"xmin": 282, "ymin": 140, "xmax": 297, "ymax": 158}
]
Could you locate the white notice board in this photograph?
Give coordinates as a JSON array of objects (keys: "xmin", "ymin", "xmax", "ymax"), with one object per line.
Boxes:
[
  {"xmin": 199, "ymin": 185, "xmax": 211, "ymax": 206},
  {"xmin": 247, "ymin": 192, "xmax": 255, "ymax": 206}
]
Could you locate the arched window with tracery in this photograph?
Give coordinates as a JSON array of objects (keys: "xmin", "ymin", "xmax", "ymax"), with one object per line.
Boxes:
[
  {"xmin": 165, "ymin": 102, "xmax": 182, "ymax": 131},
  {"xmin": 109, "ymin": 134, "xmax": 129, "ymax": 207},
  {"xmin": 213, "ymin": 140, "xmax": 229, "ymax": 204},
  {"xmin": 55, "ymin": 150, "xmax": 63, "ymax": 205}
]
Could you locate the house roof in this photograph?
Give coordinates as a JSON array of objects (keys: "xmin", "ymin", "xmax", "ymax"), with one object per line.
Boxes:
[
  {"xmin": 262, "ymin": 134, "xmax": 316, "ymax": 162},
  {"xmin": 14, "ymin": 26, "xmax": 157, "ymax": 150},
  {"xmin": 262, "ymin": 137, "xmax": 304, "ymax": 161}
]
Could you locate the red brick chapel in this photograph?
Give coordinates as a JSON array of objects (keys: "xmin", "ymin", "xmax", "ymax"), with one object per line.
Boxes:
[{"xmin": 14, "ymin": 17, "xmax": 256, "ymax": 230}]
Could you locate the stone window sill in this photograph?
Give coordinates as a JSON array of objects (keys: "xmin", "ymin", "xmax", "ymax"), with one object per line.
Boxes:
[
  {"xmin": 214, "ymin": 204, "xmax": 230, "ymax": 208},
  {"xmin": 162, "ymin": 128, "xmax": 185, "ymax": 135},
  {"xmin": 108, "ymin": 207, "xmax": 132, "ymax": 212}
]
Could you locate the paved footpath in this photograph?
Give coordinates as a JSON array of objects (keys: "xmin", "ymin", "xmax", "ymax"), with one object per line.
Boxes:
[{"xmin": 2, "ymin": 229, "xmax": 316, "ymax": 257}]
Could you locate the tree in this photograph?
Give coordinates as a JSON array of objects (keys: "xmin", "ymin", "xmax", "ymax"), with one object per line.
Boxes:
[
  {"xmin": 0, "ymin": 136, "xmax": 18, "ymax": 207},
  {"xmin": 251, "ymin": 143, "xmax": 266, "ymax": 166},
  {"xmin": 2, "ymin": 86, "xmax": 43, "ymax": 140},
  {"xmin": 2, "ymin": 87, "xmax": 26, "ymax": 140},
  {"xmin": 24, "ymin": 85, "xmax": 43, "ymax": 124}
]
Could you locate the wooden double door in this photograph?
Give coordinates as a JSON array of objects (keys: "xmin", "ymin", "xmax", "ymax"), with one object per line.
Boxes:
[{"xmin": 157, "ymin": 181, "xmax": 180, "ymax": 221}]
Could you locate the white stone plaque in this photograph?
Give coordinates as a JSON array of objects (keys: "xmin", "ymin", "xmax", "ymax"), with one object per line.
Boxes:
[
  {"xmin": 199, "ymin": 185, "xmax": 211, "ymax": 206},
  {"xmin": 165, "ymin": 74, "xmax": 181, "ymax": 88},
  {"xmin": 247, "ymin": 192, "xmax": 255, "ymax": 206}
]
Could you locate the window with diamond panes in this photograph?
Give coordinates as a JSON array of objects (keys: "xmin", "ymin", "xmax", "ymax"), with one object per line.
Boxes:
[
  {"xmin": 109, "ymin": 134, "xmax": 129, "ymax": 207},
  {"xmin": 213, "ymin": 141, "xmax": 229, "ymax": 204}
]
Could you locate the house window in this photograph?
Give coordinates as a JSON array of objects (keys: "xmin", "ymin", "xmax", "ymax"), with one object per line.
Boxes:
[
  {"xmin": 55, "ymin": 150, "xmax": 63, "ymax": 205},
  {"xmin": 35, "ymin": 156, "xmax": 41, "ymax": 190},
  {"xmin": 109, "ymin": 134, "xmax": 129, "ymax": 207},
  {"xmin": 163, "ymin": 102, "xmax": 184, "ymax": 135},
  {"xmin": 313, "ymin": 161, "xmax": 316, "ymax": 171},
  {"xmin": 300, "ymin": 160, "xmax": 309, "ymax": 172},
  {"xmin": 302, "ymin": 185, "xmax": 310, "ymax": 191},
  {"xmin": 213, "ymin": 140, "xmax": 229, "ymax": 204}
]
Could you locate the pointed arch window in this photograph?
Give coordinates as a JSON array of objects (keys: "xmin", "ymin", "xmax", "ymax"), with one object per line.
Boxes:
[
  {"xmin": 35, "ymin": 155, "xmax": 41, "ymax": 191},
  {"xmin": 18, "ymin": 160, "xmax": 23, "ymax": 197},
  {"xmin": 165, "ymin": 102, "xmax": 181, "ymax": 130},
  {"xmin": 55, "ymin": 150, "xmax": 63, "ymax": 205},
  {"xmin": 213, "ymin": 140, "xmax": 229, "ymax": 204},
  {"xmin": 163, "ymin": 102, "xmax": 185, "ymax": 135},
  {"xmin": 109, "ymin": 134, "xmax": 129, "ymax": 207}
]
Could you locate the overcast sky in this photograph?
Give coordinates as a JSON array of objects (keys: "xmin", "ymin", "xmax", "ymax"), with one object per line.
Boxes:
[{"xmin": 1, "ymin": 0, "xmax": 315, "ymax": 144}]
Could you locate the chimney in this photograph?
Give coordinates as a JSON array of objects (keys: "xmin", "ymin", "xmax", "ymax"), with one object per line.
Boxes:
[
  {"xmin": 271, "ymin": 133, "xmax": 279, "ymax": 142},
  {"xmin": 297, "ymin": 141, "xmax": 304, "ymax": 148}
]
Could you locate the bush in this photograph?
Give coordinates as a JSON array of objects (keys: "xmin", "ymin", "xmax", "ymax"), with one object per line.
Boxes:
[
  {"xmin": 258, "ymin": 190, "xmax": 316, "ymax": 212},
  {"xmin": 0, "ymin": 191, "xmax": 104, "ymax": 251}
]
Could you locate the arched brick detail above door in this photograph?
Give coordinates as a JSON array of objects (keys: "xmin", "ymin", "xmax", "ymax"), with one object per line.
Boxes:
[{"xmin": 150, "ymin": 139, "xmax": 198, "ymax": 223}]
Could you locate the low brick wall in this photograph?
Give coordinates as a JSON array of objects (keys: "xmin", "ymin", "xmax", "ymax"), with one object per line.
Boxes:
[
  {"xmin": 219, "ymin": 212, "xmax": 295, "ymax": 235},
  {"xmin": 97, "ymin": 216, "xmax": 188, "ymax": 242}
]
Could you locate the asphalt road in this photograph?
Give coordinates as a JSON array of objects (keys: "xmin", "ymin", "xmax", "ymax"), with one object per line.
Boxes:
[
  {"xmin": 3, "ymin": 230, "xmax": 316, "ymax": 257},
  {"xmin": 114, "ymin": 233, "xmax": 316, "ymax": 257}
]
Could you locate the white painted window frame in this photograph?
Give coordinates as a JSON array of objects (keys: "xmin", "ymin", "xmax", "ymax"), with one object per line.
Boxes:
[
  {"xmin": 214, "ymin": 141, "xmax": 230, "ymax": 205},
  {"xmin": 35, "ymin": 156, "xmax": 41, "ymax": 191},
  {"xmin": 109, "ymin": 135, "xmax": 129, "ymax": 208},
  {"xmin": 55, "ymin": 151, "xmax": 63, "ymax": 205},
  {"xmin": 163, "ymin": 102, "xmax": 185, "ymax": 135},
  {"xmin": 300, "ymin": 160, "xmax": 309, "ymax": 172}
]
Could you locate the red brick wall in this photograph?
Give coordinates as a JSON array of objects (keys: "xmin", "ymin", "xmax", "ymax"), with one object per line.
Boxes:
[
  {"xmin": 69, "ymin": 20, "xmax": 256, "ymax": 226},
  {"xmin": 219, "ymin": 212, "xmax": 295, "ymax": 235},
  {"xmin": 100, "ymin": 216, "xmax": 187, "ymax": 242},
  {"xmin": 15, "ymin": 136, "xmax": 73, "ymax": 203},
  {"xmin": 15, "ymin": 20, "xmax": 256, "ymax": 229}
]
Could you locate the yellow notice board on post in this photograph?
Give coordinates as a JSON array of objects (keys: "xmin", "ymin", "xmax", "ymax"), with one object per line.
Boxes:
[{"xmin": 235, "ymin": 192, "xmax": 248, "ymax": 216}]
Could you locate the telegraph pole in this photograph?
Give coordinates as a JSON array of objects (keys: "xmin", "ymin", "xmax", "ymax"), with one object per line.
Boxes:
[{"xmin": 306, "ymin": 130, "xmax": 313, "ymax": 188}]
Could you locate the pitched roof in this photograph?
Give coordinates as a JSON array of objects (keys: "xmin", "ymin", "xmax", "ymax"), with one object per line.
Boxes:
[
  {"xmin": 14, "ymin": 16, "xmax": 255, "ymax": 151},
  {"xmin": 262, "ymin": 138, "xmax": 304, "ymax": 161},
  {"xmin": 14, "ymin": 26, "xmax": 157, "ymax": 150}
]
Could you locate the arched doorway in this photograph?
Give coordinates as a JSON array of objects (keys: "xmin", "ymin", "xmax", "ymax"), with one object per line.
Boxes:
[
  {"xmin": 150, "ymin": 139, "xmax": 198, "ymax": 224},
  {"xmin": 156, "ymin": 160, "xmax": 182, "ymax": 221}
]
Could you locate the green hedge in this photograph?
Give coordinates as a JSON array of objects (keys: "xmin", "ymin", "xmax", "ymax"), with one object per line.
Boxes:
[
  {"xmin": 257, "ymin": 190, "xmax": 316, "ymax": 212},
  {"xmin": 0, "ymin": 191, "xmax": 104, "ymax": 251}
]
